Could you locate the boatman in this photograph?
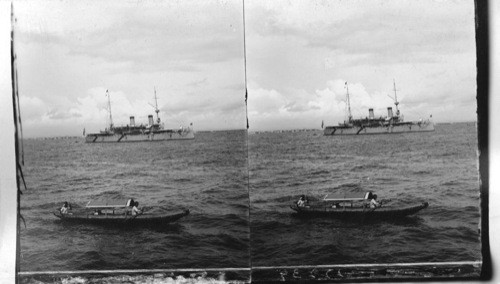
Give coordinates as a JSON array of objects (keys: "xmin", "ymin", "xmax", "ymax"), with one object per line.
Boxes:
[
  {"xmin": 60, "ymin": 202, "xmax": 71, "ymax": 214},
  {"xmin": 297, "ymin": 195, "xmax": 306, "ymax": 207},
  {"xmin": 131, "ymin": 201, "xmax": 142, "ymax": 216},
  {"xmin": 370, "ymin": 194, "xmax": 381, "ymax": 208}
]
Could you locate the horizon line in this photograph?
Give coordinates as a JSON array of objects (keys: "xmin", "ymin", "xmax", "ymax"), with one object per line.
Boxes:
[{"xmin": 22, "ymin": 120, "xmax": 477, "ymax": 139}]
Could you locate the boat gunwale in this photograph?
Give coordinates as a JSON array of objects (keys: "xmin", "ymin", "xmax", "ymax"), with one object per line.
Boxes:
[
  {"xmin": 290, "ymin": 202, "xmax": 429, "ymax": 217},
  {"xmin": 52, "ymin": 209, "xmax": 190, "ymax": 224}
]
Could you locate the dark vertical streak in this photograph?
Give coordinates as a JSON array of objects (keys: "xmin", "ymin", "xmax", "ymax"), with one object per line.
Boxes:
[
  {"xmin": 243, "ymin": 0, "xmax": 249, "ymax": 131},
  {"xmin": 16, "ymin": 67, "xmax": 23, "ymax": 166},
  {"xmin": 10, "ymin": 1, "xmax": 21, "ymax": 283},
  {"xmin": 474, "ymin": 0, "xmax": 491, "ymax": 280},
  {"xmin": 242, "ymin": 0, "xmax": 252, "ymax": 279}
]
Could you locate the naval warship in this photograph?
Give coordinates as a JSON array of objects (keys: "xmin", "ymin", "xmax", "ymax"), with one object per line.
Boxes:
[
  {"xmin": 323, "ymin": 81, "xmax": 434, "ymax": 136},
  {"xmin": 85, "ymin": 89, "xmax": 194, "ymax": 143}
]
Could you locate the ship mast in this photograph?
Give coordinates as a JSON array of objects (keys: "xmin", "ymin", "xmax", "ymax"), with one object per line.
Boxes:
[
  {"xmin": 392, "ymin": 79, "xmax": 400, "ymax": 117},
  {"xmin": 106, "ymin": 90, "xmax": 113, "ymax": 129},
  {"xmin": 154, "ymin": 87, "xmax": 160, "ymax": 124},
  {"xmin": 345, "ymin": 82, "xmax": 352, "ymax": 123}
]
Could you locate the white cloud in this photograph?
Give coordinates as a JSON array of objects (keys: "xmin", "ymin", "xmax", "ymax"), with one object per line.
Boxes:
[
  {"xmin": 13, "ymin": 0, "xmax": 476, "ymax": 135},
  {"xmin": 18, "ymin": 96, "xmax": 49, "ymax": 124},
  {"xmin": 248, "ymin": 76, "xmax": 457, "ymax": 131},
  {"xmin": 245, "ymin": 0, "xmax": 476, "ymax": 130},
  {"xmin": 14, "ymin": 0, "xmax": 246, "ymax": 137}
]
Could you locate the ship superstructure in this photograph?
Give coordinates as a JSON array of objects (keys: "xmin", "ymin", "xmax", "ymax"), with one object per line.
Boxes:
[
  {"xmin": 85, "ymin": 89, "xmax": 194, "ymax": 143},
  {"xmin": 323, "ymin": 81, "xmax": 434, "ymax": 135}
]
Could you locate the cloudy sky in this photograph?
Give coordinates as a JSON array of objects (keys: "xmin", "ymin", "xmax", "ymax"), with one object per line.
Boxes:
[
  {"xmin": 13, "ymin": 0, "xmax": 476, "ymax": 137},
  {"xmin": 15, "ymin": 0, "xmax": 246, "ymax": 137},
  {"xmin": 245, "ymin": 0, "xmax": 476, "ymax": 131}
]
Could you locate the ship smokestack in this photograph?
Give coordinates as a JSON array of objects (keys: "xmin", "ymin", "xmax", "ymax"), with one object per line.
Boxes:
[
  {"xmin": 130, "ymin": 116, "xmax": 135, "ymax": 126},
  {"xmin": 387, "ymin": 107, "xmax": 393, "ymax": 118},
  {"xmin": 369, "ymin": 108, "xmax": 374, "ymax": 119},
  {"xmin": 148, "ymin": 115, "xmax": 154, "ymax": 125}
]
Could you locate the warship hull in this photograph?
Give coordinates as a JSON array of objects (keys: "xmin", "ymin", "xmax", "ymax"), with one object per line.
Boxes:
[
  {"xmin": 324, "ymin": 81, "xmax": 435, "ymax": 136},
  {"xmin": 85, "ymin": 89, "xmax": 194, "ymax": 143},
  {"xmin": 85, "ymin": 129, "xmax": 194, "ymax": 143},
  {"xmin": 324, "ymin": 120, "xmax": 434, "ymax": 136}
]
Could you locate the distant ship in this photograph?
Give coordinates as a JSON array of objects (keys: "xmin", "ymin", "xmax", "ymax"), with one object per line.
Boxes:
[
  {"xmin": 323, "ymin": 81, "xmax": 434, "ymax": 136},
  {"xmin": 85, "ymin": 89, "xmax": 194, "ymax": 143}
]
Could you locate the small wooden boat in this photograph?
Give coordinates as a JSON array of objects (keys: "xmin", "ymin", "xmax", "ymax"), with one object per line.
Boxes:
[
  {"xmin": 290, "ymin": 193, "xmax": 428, "ymax": 219},
  {"xmin": 53, "ymin": 199, "xmax": 189, "ymax": 225}
]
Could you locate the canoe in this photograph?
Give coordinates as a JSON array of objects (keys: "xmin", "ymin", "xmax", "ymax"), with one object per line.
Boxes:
[
  {"xmin": 53, "ymin": 209, "xmax": 190, "ymax": 225},
  {"xmin": 290, "ymin": 202, "xmax": 428, "ymax": 219},
  {"xmin": 53, "ymin": 198, "xmax": 189, "ymax": 225}
]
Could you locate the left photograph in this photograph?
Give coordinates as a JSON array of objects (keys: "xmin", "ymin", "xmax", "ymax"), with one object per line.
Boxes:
[{"xmin": 14, "ymin": 0, "xmax": 249, "ymax": 281}]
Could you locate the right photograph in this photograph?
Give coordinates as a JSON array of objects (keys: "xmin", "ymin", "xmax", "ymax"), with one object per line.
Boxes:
[{"xmin": 245, "ymin": 0, "xmax": 482, "ymax": 282}]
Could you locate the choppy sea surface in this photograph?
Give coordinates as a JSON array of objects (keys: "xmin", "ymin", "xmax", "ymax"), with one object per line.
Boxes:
[
  {"xmin": 249, "ymin": 122, "xmax": 481, "ymax": 267},
  {"xmin": 19, "ymin": 123, "xmax": 482, "ymax": 282},
  {"xmin": 20, "ymin": 130, "xmax": 250, "ymax": 273}
]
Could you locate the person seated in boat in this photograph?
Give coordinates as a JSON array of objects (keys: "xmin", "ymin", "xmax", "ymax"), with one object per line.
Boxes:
[
  {"xmin": 60, "ymin": 202, "xmax": 71, "ymax": 214},
  {"xmin": 132, "ymin": 201, "xmax": 142, "ymax": 216},
  {"xmin": 123, "ymin": 199, "xmax": 136, "ymax": 216},
  {"xmin": 297, "ymin": 194, "xmax": 309, "ymax": 207},
  {"xmin": 370, "ymin": 194, "xmax": 381, "ymax": 208},
  {"xmin": 297, "ymin": 195, "xmax": 307, "ymax": 207}
]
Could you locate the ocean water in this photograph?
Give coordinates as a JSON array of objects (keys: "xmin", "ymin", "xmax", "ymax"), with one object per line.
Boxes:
[
  {"xmin": 20, "ymin": 130, "xmax": 250, "ymax": 273},
  {"xmin": 19, "ymin": 123, "xmax": 482, "ymax": 281},
  {"xmin": 249, "ymin": 122, "xmax": 481, "ymax": 267}
]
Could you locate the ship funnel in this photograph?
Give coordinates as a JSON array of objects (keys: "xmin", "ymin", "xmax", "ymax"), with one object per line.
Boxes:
[
  {"xmin": 387, "ymin": 107, "xmax": 393, "ymax": 118},
  {"xmin": 130, "ymin": 116, "xmax": 135, "ymax": 126},
  {"xmin": 369, "ymin": 108, "xmax": 374, "ymax": 119},
  {"xmin": 148, "ymin": 115, "xmax": 154, "ymax": 125}
]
